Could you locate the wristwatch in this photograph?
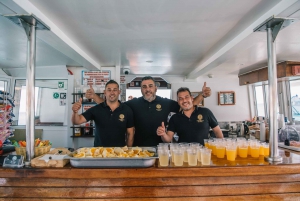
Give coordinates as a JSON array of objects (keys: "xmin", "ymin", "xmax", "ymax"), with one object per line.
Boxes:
[{"xmin": 201, "ymin": 91, "xmax": 207, "ymax": 98}]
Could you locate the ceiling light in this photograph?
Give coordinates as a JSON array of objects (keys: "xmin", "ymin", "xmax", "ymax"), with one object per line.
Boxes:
[
  {"xmin": 146, "ymin": 61, "xmax": 153, "ymax": 63},
  {"xmin": 207, "ymin": 74, "xmax": 213, "ymax": 78}
]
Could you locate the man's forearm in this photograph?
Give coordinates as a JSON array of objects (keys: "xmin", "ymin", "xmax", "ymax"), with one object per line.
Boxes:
[
  {"xmin": 213, "ymin": 126, "xmax": 224, "ymax": 138},
  {"xmin": 72, "ymin": 112, "xmax": 82, "ymax": 125},
  {"xmin": 93, "ymin": 94, "xmax": 104, "ymax": 104},
  {"xmin": 193, "ymin": 93, "xmax": 204, "ymax": 106},
  {"xmin": 161, "ymin": 132, "xmax": 173, "ymax": 143},
  {"xmin": 126, "ymin": 135, "xmax": 133, "ymax": 147}
]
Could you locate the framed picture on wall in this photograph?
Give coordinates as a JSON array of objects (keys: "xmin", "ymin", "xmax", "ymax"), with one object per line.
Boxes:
[
  {"xmin": 191, "ymin": 92, "xmax": 204, "ymax": 106},
  {"xmin": 218, "ymin": 91, "xmax": 235, "ymax": 105}
]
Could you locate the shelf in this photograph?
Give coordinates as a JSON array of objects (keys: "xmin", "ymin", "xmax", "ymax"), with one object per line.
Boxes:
[
  {"xmin": 71, "ymin": 102, "xmax": 98, "ymax": 104},
  {"xmin": 70, "ymin": 135, "xmax": 95, "ymax": 138}
]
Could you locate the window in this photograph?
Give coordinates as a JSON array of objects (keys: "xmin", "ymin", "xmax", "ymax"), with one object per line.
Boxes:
[
  {"xmin": 254, "ymin": 86, "xmax": 265, "ymax": 117},
  {"xmin": 17, "ymin": 86, "xmax": 40, "ymax": 124},
  {"xmin": 0, "ymin": 80, "xmax": 8, "ymax": 91},
  {"xmin": 290, "ymin": 80, "xmax": 300, "ymax": 121}
]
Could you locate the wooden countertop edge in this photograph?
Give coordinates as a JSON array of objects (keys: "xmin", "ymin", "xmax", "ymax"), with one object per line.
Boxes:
[{"xmin": 1, "ymin": 164, "xmax": 300, "ymax": 179}]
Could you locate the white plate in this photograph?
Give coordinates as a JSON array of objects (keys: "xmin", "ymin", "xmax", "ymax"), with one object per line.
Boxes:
[{"xmin": 278, "ymin": 142, "xmax": 300, "ymax": 152}]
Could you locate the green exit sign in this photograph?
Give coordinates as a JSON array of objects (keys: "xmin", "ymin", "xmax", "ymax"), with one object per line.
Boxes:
[{"xmin": 58, "ymin": 82, "xmax": 64, "ymax": 88}]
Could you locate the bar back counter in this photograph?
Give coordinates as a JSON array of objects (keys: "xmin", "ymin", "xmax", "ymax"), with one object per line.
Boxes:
[{"xmin": 1, "ymin": 148, "xmax": 300, "ymax": 200}]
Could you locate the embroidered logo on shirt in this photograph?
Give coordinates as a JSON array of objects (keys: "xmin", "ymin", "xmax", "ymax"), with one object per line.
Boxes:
[
  {"xmin": 197, "ymin": 114, "xmax": 203, "ymax": 122},
  {"xmin": 156, "ymin": 104, "xmax": 162, "ymax": 111},
  {"xmin": 119, "ymin": 114, "xmax": 125, "ymax": 122}
]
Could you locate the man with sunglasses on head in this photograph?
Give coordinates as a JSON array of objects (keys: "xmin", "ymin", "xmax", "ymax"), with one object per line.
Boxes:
[
  {"xmin": 157, "ymin": 87, "xmax": 223, "ymax": 145},
  {"xmin": 86, "ymin": 76, "xmax": 211, "ymax": 146}
]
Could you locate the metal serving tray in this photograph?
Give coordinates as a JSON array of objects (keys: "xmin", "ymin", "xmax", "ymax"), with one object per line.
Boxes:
[{"xmin": 67, "ymin": 147, "xmax": 157, "ymax": 168}]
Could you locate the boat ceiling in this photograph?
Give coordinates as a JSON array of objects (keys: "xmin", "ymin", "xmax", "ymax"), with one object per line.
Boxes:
[{"xmin": 1, "ymin": 0, "xmax": 300, "ymax": 79}]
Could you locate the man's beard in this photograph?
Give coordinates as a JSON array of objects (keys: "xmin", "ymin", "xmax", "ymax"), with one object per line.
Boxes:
[
  {"xmin": 182, "ymin": 103, "xmax": 193, "ymax": 111},
  {"xmin": 143, "ymin": 93, "xmax": 156, "ymax": 102}
]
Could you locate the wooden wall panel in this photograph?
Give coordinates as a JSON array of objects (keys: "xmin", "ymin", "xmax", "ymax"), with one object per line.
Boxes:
[
  {"xmin": 1, "ymin": 182, "xmax": 300, "ymax": 198},
  {"xmin": 1, "ymin": 174, "xmax": 300, "ymax": 187},
  {"xmin": 239, "ymin": 61, "xmax": 300, "ymax": 85}
]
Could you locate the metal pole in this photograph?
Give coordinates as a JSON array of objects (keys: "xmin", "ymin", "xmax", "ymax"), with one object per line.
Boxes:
[
  {"xmin": 24, "ymin": 18, "xmax": 37, "ymax": 165},
  {"xmin": 262, "ymin": 84, "xmax": 268, "ymax": 121},
  {"xmin": 266, "ymin": 27, "xmax": 282, "ymax": 162}
]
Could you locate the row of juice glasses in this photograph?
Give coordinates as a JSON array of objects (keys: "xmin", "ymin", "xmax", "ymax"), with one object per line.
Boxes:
[
  {"xmin": 157, "ymin": 142, "xmax": 212, "ymax": 167},
  {"xmin": 204, "ymin": 138, "xmax": 270, "ymax": 161}
]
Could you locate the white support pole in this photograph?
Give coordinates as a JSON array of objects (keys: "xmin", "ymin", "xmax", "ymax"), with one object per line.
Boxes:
[{"xmin": 266, "ymin": 27, "xmax": 281, "ymax": 162}]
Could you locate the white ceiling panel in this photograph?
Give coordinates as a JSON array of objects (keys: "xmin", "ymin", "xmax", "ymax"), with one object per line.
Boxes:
[
  {"xmin": 27, "ymin": 0, "xmax": 264, "ymax": 74},
  {"xmin": 0, "ymin": 0, "xmax": 299, "ymax": 79}
]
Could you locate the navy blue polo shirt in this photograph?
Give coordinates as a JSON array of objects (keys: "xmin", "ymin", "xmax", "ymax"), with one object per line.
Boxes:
[
  {"xmin": 82, "ymin": 101, "xmax": 134, "ymax": 147},
  {"xmin": 168, "ymin": 106, "xmax": 218, "ymax": 145},
  {"xmin": 125, "ymin": 96, "xmax": 179, "ymax": 146}
]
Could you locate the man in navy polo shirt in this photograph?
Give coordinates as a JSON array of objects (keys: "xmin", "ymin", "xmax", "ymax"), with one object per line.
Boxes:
[
  {"xmin": 72, "ymin": 80, "xmax": 134, "ymax": 147},
  {"xmin": 86, "ymin": 76, "xmax": 211, "ymax": 146},
  {"xmin": 157, "ymin": 87, "xmax": 223, "ymax": 145}
]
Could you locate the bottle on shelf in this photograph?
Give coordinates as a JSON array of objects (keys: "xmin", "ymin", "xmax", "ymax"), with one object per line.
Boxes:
[
  {"xmin": 84, "ymin": 121, "xmax": 90, "ymax": 135},
  {"xmin": 92, "ymin": 78, "xmax": 97, "ymax": 102},
  {"xmin": 74, "ymin": 125, "xmax": 81, "ymax": 136},
  {"xmin": 82, "ymin": 79, "xmax": 89, "ymax": 102},
  {"xmin": 259, "ymin": 117, "xmax": 266, "ymax": 142},
  {"xmin": 74, "ymin": 79, "xmax": 82, "ymax": 102},
  {"xmin": 284, "ymin": 117, "xmax": 290, "ymax": 146}
]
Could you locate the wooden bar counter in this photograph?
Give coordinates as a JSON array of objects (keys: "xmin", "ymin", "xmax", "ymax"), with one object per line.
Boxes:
[{"xmin": 1, "ymin": 148, "xmax": 300, "ymax": 200}]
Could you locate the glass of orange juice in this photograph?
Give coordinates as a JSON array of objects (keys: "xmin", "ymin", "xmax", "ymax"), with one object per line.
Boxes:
[
  {"xmin": 207, "ymin": 139, "xmax": 214, "ymax": 150},
  {"xmin": 259, "ymin": 142, "xmax": 265, "ymax": 156},
  {"xmin": 211, "ymin": 142, "xmax": 217, "ymax": 156},
  {"xmin": 216, "ymin": 143, "xmax": 225, "ymax": 158},
  {"xmin": 263, "ymin": 143, "xmax": 270, "ymax": 156},
  {"xmin": 250, "ymin": 142, "xmax": 260, "ymax": 158},
  {"xmin": 204, "ymin": 139, "xmax": 209, "ymax": 148},
  {"xmin": 226, "ymin": 144, "xmax": 237, "ymax": 161},
  {"xmin": 238, "ymin": 142, "xmax": 248, "ymax": 158}
]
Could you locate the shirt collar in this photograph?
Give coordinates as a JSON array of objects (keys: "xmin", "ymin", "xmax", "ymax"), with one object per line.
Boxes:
[
  {"xmin": 102, "ymin": 100, "xmax": 123, "ymax": 109},
  {"xmin": 141, "ymin": 95, "xmax": 161, "ymax": 103}
]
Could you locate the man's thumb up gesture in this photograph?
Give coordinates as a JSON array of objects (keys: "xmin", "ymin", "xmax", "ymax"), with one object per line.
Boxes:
[
  {"xmin": 202, "ymin": 82, "xmax": 211, "ymax": 98},
  {"xmin": 72, "ymin": 98, "xmax": 82, "ymax": 113},
  {"xmin": 157, "ymin": 122, "xmax": 166, "ymax": 136}
]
